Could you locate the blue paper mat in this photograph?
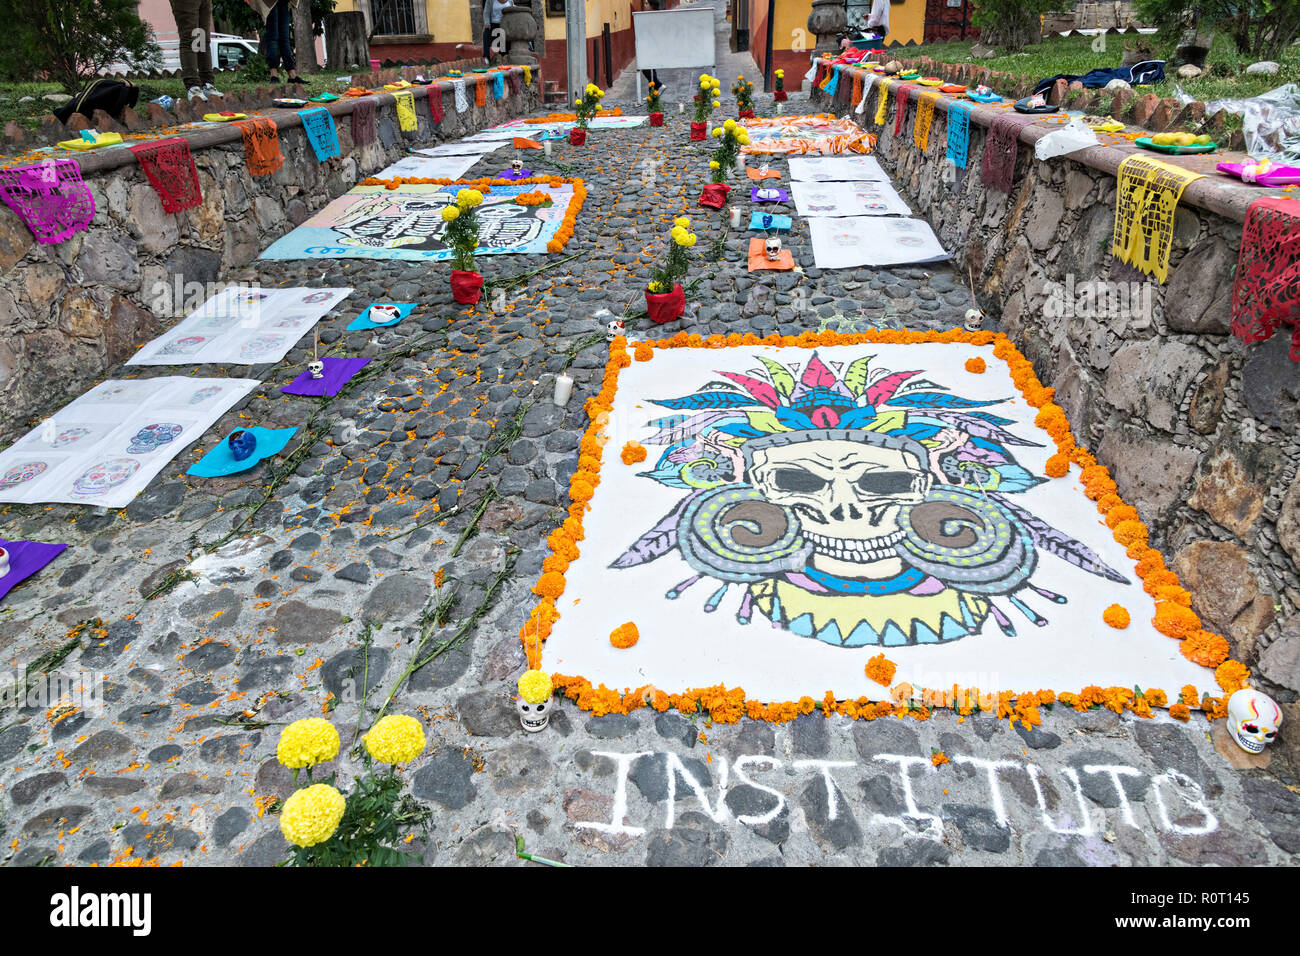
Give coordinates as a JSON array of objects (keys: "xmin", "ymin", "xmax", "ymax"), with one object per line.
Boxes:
[
  {"xmin": 750, "ymin": 212, "xmax": 792, "ymax": 232},
  {"xmin": 188, "ymin": 427, "xmax": 297, "ymax": 477},
  {"xmin": 346, "ymin": 302, "xmax": 417, "ymax": 330}
]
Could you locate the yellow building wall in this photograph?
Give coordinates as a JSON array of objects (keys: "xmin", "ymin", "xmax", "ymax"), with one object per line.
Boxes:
[
  {"xmin": 885, "ymin": 0, "xmax": 924, "ymax": 46},
  {"xmin": 544, "ymin": 0, "xmax": 635, "ymax": 42},
  {"xmin": 331, "ymin": 0, "xmax": 473, "ymax": 41}
]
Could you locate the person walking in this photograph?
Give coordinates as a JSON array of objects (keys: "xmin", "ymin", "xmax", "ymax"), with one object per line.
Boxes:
[
  {"xmin": 482, "ymin": 0, "xmax": 507, "ymax": 60},
  {"xmin": 252, "ymin": 0, "xmax": 306, "ymax": 85},
  {"xmin": 640, "ymin": 0, "xmax": 663, "ymax": 93},
  {"xmin": 168, "ymin": 0, "xmax": 224, "ymax": 102}
]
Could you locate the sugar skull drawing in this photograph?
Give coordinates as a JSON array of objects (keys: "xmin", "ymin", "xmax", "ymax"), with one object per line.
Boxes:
[
  {"xmin": 613, "ymin": 351, "xmax": 1128, "ymax": 647},
  {"xmin": 126, "ymin": 423, "xmax": 183, "ymax": 455}
]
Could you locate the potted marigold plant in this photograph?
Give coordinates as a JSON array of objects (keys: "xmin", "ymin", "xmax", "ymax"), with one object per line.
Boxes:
[
  {"xmin": 646, "ymin": 80, "xmax": 664, "ymax": 127},
  {"xmin": 708, "ymin": 118, "xmax": 749, "ymax": 183},
  {"xmin": 442, "ymin": 186, "xmax": 486, "ymax": 305},
  {"xmin": 774, "ymin": 68, "xmax": 788, "ymax": 102},
  {"xmin": 571, "ymin": 82, "xmax": 603, "ymax": 145},
  {"xmin": 645, "ymin": 215, "xmax": 695, "ymax": 324},
  {"xmin": 733, "ymin": 74, "xmax": 755, "ymax": 118},
  {"xmin": 690, "ymin": 72, "xmax": 721, "ymax": 141}
]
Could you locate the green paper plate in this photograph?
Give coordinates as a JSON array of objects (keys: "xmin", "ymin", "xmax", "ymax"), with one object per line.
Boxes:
[{"xmin": 1135, "ymin": 136, "xmax": 1218, "ymax": 154}]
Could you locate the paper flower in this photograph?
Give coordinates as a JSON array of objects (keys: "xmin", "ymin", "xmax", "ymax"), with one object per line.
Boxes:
[
  {"xmin": 276, "ymin": 718, "xmax": 340, "ymax": 769},
  {"xmin": 362, "ymin": 714, "xmax": 426, "ymax": 764},
  {"xmin": 280, "ymin": 784, "xmax": 346, "ymax": 847}
]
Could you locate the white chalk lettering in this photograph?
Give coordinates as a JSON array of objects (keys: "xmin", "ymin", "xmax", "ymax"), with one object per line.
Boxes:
[
  {"xmin": 665, "ymin": 752, "xmax": 730, "ymax": 828},
  {"xmin": 1025, "ymin": 764, "xmax": 1096, "ymax": 836},
  {"xmin": 794, "ymin": 759, "xmax": 856, "ymax": 821},
  {"xmin": 953, "ymin": 756, "xmax": 1019, "ymax": 826},
  {"xmin": 868, "ymin": 754, "xmax": 943, "ymax": 840},
  {"xmin": 732, "ymin": 755, "xmax": 786, "ymax": 826},
  {"xmin": 1082, "ymin": 764, "xmax": 1144, "ymax": 828},
  {"xmin": 1150, "ymin": 770, "xmax": 1219, "ymax": 836},
  {"xmin": 573, "ymin": 751, "xmax": 650, "ymax": 837}
]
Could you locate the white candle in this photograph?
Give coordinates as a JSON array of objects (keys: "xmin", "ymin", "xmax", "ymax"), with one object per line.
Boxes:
[
  {"xmin": 544, "ymin": 140, "xmax": 552, "ymax": 158},
  {"xmin": 729, "ymin": 206, "xmax": 742, "ymax": 228},
  {"xmin": 679, "ymin": 102, "xmax": 685, "ymax": 114},
  {"xmin": 553, "ymin": 373, "xmax": 574, "ymax": 406}
]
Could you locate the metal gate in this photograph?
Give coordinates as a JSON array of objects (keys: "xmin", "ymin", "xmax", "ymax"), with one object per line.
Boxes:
[{"xmin": 923, "ymin": 0, "xmax": 974, "ymax": 42}]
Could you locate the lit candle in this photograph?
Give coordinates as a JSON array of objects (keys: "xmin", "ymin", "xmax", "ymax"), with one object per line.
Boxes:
[
  {"xmin": 678, "ymin": 102, "xmax": 685, "ymax": 114},
  {"xmin": 729, "ymin": 205, "xmax": 742, "ymax": 229},
  {"xmin": 553, "ymin": 373, "xmax": 574, "ymax": 406},
  {"xmin": 544, "ymin": 140, "xmax": 553, "ymax": 158}
]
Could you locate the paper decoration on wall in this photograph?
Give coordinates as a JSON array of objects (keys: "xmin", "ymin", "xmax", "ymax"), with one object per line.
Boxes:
[
  {"xmin": 127, "ymin": 137, "xmax": 202, "ymax": 213},
  {"xmin": 281, "ymin": 357, "xmax": 371, "ymax": 397},
  {"xmin": 981, "ymin": 112, "xmax": 1033, "ymax": 195},
  {"xmin": 429, "ymin": 84, "xmax": 445, "ymax": 123},
  {"xmin": 0, "ymin": 159, "xmax": 95, "ymax": 245},
  {"xmin": 378, "ymin": 154, "xmax": 481, "ymax": 180},
  {"xmin": 493, "ymin": 71, "xmax": 505, "ymax": 99},
  {"xmin": 261, "ymin": 181, "xmax": 577, "ymax": 261},
  {"xmin": 0, "ymin": 538, "xmax": 69, "ymax": 602},
  {"xmin": 522, "ymin": 65, "xmax": 531, "ymax": 87},
  {"xmin": 301, "ymin": 107, "xmax": 341, "ymax": 160},
  {"xmin": 187, "ymin": 426, "xmax": 297, "ymax": 477},
  {"xmin": 742, "ymin": 116, "xmax": 874, "ymax": 155},
  {"xmin": 346, "ymin": 301, "xmax": 416, "ymax": 330},
  {"xmin": 894, "ymin": 83, "xmax": 914, "ymax": 137},
  {"xmin": 749, "ymin": 211, "xmax": 792, "ymax": 231},
  {"xmin": 127, "ymin": 286, "xmax": 352, "ymax": 366},
  {"xmin": 453, "ymin": 78, "xmax": 469, "ymax": 113},
  {"xmin": 789, "ymin": 156, "xmax": 888, "ymax": 182},
  {"xmin": 234, "ymin": 117, "xmax": 284, "ymax": 177},
  {"xmin": 1112, "ymin": 155, "xmax": 1202, "ymax": 283},
  {"xmin": 0, "ymin": 377, "xmax": 259, "ymax": 507},
  {"xmin": 475, "ymin": 75, "xmax": 488, "ymax": 107},
  {"xmin": 946, "ymin": 99, "xmax": 972, "ymax": 169},
  {"xmin": 792, "ymin": 179, "xmax": 911, "ymax": 217},
  {"xmin": 1232, "ymin": 196, "xmax": 1300, "ymax": 359},
  {"xmin": 851, "ymin": 73, "xmax": 864, "ymax": 112},
  {"xmin": 352, "ymin": 98, "xmax": 377, "ymax": 145},
  {"xmin": 808, "ymin": 216, "xmax": 949, "ymax": 268},
  {"xmin": 914, "ymin": 90, "xmax": 939, "ymax": 150},
  {"xmin": 507, "ymin": 70, "xmax": 521, "ymax": 96},
  {"xmin": 395, "ymin": 90, "xmax": 418, "ymax": 132},
  {"xmin": 874, "ymin": 78, "xmax": 892, "ymax": 126}
]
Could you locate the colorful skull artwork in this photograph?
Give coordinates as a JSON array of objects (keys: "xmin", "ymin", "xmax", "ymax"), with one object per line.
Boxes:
[
  {"xmin": 239, "ymin": 334, "xmax": 287, "ymax": 360},
  {"xmin": 155, "ymin": 335, "xmax": 207, "ymax": 357},
  {"xmin": 126, "ymin": 423, "xmax": 183, "ymax": 455},
  {"xmin": 71, "ymin": 457, "xmax": 140, "ymax": 498},
  {"xmin": 187, "ymin": 386, "xmax": 223, "ymax": 405},
  {"xmin": 612, "ymin": 351, "xmax": 1128, "ymax": 647},
  {"xmin": 47, "ymin": 427, "xmax": 92, "ymax": 447},
  {"xmin": 0, "ymin": 461, "xmax": 48, "ymax": 491},
  {"xmin": 1226, "ymin": 689, "xmax": 1283, "ymax": 753}
]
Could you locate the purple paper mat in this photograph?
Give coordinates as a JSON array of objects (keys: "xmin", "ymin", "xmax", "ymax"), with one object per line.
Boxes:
[
  {"xmin": 280, "ymin": 357, "xmax": 371, "ymax": 397},
  {"xmin": 0, "ymin": 538, "xmax": 68, "ymax": 601}
]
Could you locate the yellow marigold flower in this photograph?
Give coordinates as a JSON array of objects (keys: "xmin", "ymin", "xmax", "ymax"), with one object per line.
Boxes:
[
  {"xmin": 712, "ymin": 99, "xmax": 721, "ymax": 108},
  {"xmin": 518, "ymin": 669, "xmax": 553, "ymax": 704},
  {"xmin": 280, "ymin": 783, "xmax": 345, "ymax": 847},
  {"xmin": 362, "ymin": 714, "xmax": 426, "ymax": 764},
  {"xmin": 441, "ymin": 205, "xmax": 460, "ymax": 222},
  {"xmin": 674, "ymin": 216, "xmax": 690, "ymax": 228},
  {"xmin": 709, "ymin": 160, "xmax": 720, "ymax": 169},
  {"xmin": 712, "ymin": 127, "xmax": 723, "ymax": 138},
  {"xmin": 276, "ymin": 718, "xmax": 340, "ymax": 769},
  {"xmin": 775, "ymin": 69, "xmax": 784, "ymax": 77},
  {"xmin": 723, "ymin": 118, "xmax": 737, "ymax": 131},
  {"xmin": 682, "ymin": 233, "xmax": 697, "ymax": 247},
  {"xmin": 648, "ymin": 280, "xmax": 663, "ymax": 293}
]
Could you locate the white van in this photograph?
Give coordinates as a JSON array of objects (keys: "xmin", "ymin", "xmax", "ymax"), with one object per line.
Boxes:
[{"xmin": 102, "ymin": 32, "xmax": 261, "ymax": 75}]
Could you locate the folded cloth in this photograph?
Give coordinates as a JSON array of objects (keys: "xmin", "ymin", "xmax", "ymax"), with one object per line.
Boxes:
[
  {"xmin": 0, "ymin": 538, "xmax": 68, "ymax": 602},
  {"xmin": 346, "ymin": 302, "xmax": 416, "ymax": 330},
  {"xmin": 188, "ymin": 427, "xmax": 297, "ymax": 477},
  {"xmin": 752, "ymin": 186, "xmax": 790, "ymax": 203},
  {"xmin": 747, "ymin": 166, "xmax": 781, "ymax": 180},
  {"xmin": 496, "ymin": 167, "xmax": 533, "ymax": 180},
  {"xmin": 1032, "ymin": 60, "xmax": 1165, "ymax": 96},
  {"xmin": 281, "ymin": 357, "xmax": 371, "ymax": 397},
  {"xmin": 749, "ymin": 211, "xmax": 792, "ymax": 231},
  {"xmin": 513, "ymin": 136, "xmax": 542, "ymax": 149},
  {"xmin": 747, "ymin": 237, "xmax": 795, "ymax": 271},
  {"xmin": 699, "ymin": 183, "xmax": 732, "ymax": 208}
]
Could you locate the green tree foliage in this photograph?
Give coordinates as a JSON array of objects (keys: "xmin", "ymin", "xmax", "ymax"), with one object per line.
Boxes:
[
  {"xmin": 971, "ymin": 0, "xmax": 1063, "ymax": 52},
  {"xmin": 1134, "ymin": 0, "xmax": 1300, "ymax": 60},
  {"xmin": 0, "ymin": 0, "xmax": 161, "ymax": 91}
]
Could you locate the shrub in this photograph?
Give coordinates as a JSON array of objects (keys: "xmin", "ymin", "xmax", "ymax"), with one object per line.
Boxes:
[{"xmin": 0, "ymin": 0, "xmax": 161, "ymax": 92}]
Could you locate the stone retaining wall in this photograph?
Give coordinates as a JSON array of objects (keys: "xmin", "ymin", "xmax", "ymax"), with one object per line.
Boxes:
[
  {"xmin": 814, "ymin": 75, "xmax": 1300, "ymax": 696},
  {"xmin": 0, "ymin": 73, "xmax": 540, "ymax": 443}
]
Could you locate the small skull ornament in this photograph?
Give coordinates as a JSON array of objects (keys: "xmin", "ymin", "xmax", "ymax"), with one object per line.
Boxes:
[
  {"xmin": 765, "ymin": 237, "xmax": 782, "ymax": 261},
  {"xmin": 1227, "ymin": 688, "xmax": 1282, "ymax": 754},
  {"xmin": 964, "ymin": 308, "xmax": 984, "ymax": 331},
  {"xmin": 308, "ymin": 360, "xmax": 325, "ymax": 380},
  {"xmin": 606, "ymin": 319, "xmax": 626, "ymax": 341},
  {"xmin": 0, "ymin": 546, "xmax": 9, "ymax": 579},
  {"xmin": 517, "ymin": 696, "xmax": 551, "ymax": 732},
  {"xmin": 511, "ymin": 158, "xmax": 524, "ymax": 174}
]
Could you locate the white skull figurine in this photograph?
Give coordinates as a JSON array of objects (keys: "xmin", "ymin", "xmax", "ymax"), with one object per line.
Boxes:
[
  {"xmin": 765, "ymin": 237, "xmax": 782, "ymax": 261},
  {"xmin": 964, "ymin": 308, "xmax": 983, "ymax": 331},
  {"xmin": 0, "ymin": 545, "xmax": 8, "ymax": 579},
  {"xmin": 517, "ymin": 696, "xmax": 551, "ymax": 732},
  {"xmin": 1227, "ymin": 688, "xmax": 1282, "ymax": 754},
  {"xmin": 511, "ymin": 158, "xmax": 524, "ymax": 175},
  {"xmin": 606, "ymin": 319, "xmax": 626, "ymax": 341},
  {"xmin": 308, "ymin": 360, "xmax": 325, "ymax": 380}
]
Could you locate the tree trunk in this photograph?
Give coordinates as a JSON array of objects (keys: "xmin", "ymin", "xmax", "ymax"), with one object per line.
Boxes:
[
  {"xmin": 979, "ymin": 10, "xmax": 1041, "ymax": 52},
  {"xmin": 294, "ymin": 0, "xmax": 318, "ymax": 74},
  {"xmin": 326, "ymin": 12, "xmax": 370, "ymax": 69}
]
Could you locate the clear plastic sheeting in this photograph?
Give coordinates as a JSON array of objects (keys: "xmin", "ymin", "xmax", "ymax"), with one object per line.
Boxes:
[{"xmin": 1204, "ymin": 83, "xmax": 1300, "ymax": 161}]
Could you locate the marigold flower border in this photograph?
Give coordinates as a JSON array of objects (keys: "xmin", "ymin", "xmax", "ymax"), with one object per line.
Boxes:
[
  {"xmin": 519, "ymin": 327, "xmax": 1246, "ymax": 730},
  {"xmin": 354, "ymin": 175, "xmax": 586, "ymax": 254}
]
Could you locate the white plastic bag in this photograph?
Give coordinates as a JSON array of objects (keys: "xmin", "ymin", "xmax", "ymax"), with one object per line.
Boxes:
[
  {"xmin": 1034, "ymin": 117, "xmax": 1100, "ymax": 160},
  {"xmin": 1204, "ymin": 83, "xmax": 1300, "ymax": 161}
]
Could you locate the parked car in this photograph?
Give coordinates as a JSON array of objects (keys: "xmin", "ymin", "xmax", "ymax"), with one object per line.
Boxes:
[{"xmin": 101, "ymin": 32, "xmax": 261, "ymax": 76}]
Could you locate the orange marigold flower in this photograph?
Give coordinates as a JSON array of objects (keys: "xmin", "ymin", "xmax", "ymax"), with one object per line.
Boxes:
[
  {"xmin": 620, "ymin": 441, "xmax": 647, "ymax": 465},
  {"xmin": 1112, "ymin": 519, "xmax": 1148, "ymax": 547},
  {"xmin": 1214, "ymin": 659, "xmax": 1250, "ymax": 695},
  {"xmin": 1104, "ymin": 504, "xmax": 1140, "ymax": 529},
  {"xmin": 1169, "ymin": 703, "xmax": 1191, "ymax": 722},
  {"xmin": 1153, "ymin": 601, "xmax": 1201, "ymax": 640},
  {"xmin": 1103, "ymin": 604, "xmax": 1130, "ymax": 629},
  {"xmin": 1181, "ymin": 631, "xmax": 1231, "ymax": 668},
  {"xmin": 569, "ymin": 478, "xmax": 596, "ymax": 502},
  {"xmin": 1143, "ymin": 568, "xmax": 1181, "ymax": 596},
  {"xmin": 931, "ymin": 750, "xmax": 950, "ymax": 767},
  {"xmin": 1095, "ymin": 492, "xmax": 1124, "ymax": 514},
  {"xmin": 1044, "ymin": 453, "xmax": 1070, "ymax": 478},
  {"xmin": 541, "ymin": 554, "xmax": 569, "ymax": 574},
  {"xmin": 610, "ymin": 621, "xmax": 639, "ymax": 648},
  {"xmin": 1154, "ymin": 585, "xmax": 1192, "ymax": 606},
  {"xmin": 964, "ymin": 357, "xmax": 986, "ymax": 374},
  {"xmin": 864, "ymin": 653, "xmax": 897, "ymax": 686},
  {"xmin": 634, "ymin": 343, "xmax": 654, "ymax": 362},
  {"xmin": 533, "ymin": 572, "xmax": 567, "ymax": 599}
]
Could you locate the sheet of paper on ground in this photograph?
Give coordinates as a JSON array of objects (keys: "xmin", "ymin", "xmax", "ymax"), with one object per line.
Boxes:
[
  {"xmin": 539, "ymin": 342, "xmax": 1212, "ymax": 703},
  {"xmin": 808, "ymin": 216, "xmax": 949, "ymax": 268},
  {"xmin": 792, "ymin": 179, "xmax": 912, "ymax": 217},
  {"xmin": 788, "ymin": 155, "xmax": 889, "ymax": 182},
  {"xmin": 377, "ymin": 154, "xmax": 481, "ymax": 180},
  {"xmin": 0, "ymin": 377, "xmax": 259, "ymax": 507},
  {"xmin": 127, "ymin": 287, "xmax": 352, "ymax": 366}
]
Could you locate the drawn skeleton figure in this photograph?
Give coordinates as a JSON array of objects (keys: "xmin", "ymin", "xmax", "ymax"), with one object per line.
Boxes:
[{"xmin": 329, "ymin": 194, "xmax": 545, "ymax": 252}]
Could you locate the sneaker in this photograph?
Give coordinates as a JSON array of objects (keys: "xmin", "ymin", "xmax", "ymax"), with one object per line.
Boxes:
[
  {"xmin": 268, "ymin": 74, "xmax": 282, "ymax": 84},
  {"xmin": 187, "ymin": 86, "xmax": 207, "ymax": 102},
  {"xmin": 202, "ymin": 84, "xmax": 224, "ymax": 98}
]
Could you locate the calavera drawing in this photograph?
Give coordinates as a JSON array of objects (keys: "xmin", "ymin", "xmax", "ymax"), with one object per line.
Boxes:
[
  {"xmin": 612, "ymin": 351, "xmax": 1127, "ymax": 648},
  {"xmin": 0, "ymin": 460, "xmax": 48, "ymax": 491},
  {"xmin": 71, "ymin": 457, "xmax": 140, "ymax": 498},
  {"xmin": 126, "ymin": 423, "xmax": 183, "ymax": 455}
]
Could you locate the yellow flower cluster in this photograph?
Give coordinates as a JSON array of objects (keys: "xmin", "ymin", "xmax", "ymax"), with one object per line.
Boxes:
[
  {"xmin": 280, "ymin": 784, "xmax": 346, "ymax": 847},
  {"xmin": 455, "ymin": 188, "xmax": 484, "ymax": 208},
  {"xmin": 698, "ymin": 72, "xmax": 722, "ymax": 108},
  {"xmin": 518, "ymin": 669, "xmax": 554, "ymax": 704},
  {"xmin": 362, "ymin": 714, "xmax": 427, "ymax": 764},
  {"xmin": 584, "ymin": 82, "xmax": 605, "ymax": 99},
  {"xmin": 775, "ymin": 69, "xmax": 784, "ymax": 78},
  {"xmin": 276, "ymin": 718, "xmax": 340, "ymax": 769},
  {"xmin": 671, "ymin": 222, "xmax": 698, "ymax": 247}
]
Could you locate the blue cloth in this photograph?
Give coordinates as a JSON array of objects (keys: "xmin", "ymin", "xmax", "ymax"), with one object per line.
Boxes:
[
  {"xmin": 749, "ymin": 211, "xmax": 792, "ymax": 231},
  {"xmin": 946, "ymin": 99, "xmax": 971, "ymax": 169},
  {"xmin": 1032, "ymin": 60, "xmax": 1165, "ymax": 96},
  {"xmin": 493, "ymin": 71, "xmax": 505, "ymax": 100},
  {"xmin": 188, "ymin": 427, "xmax": 296, "ymax": 477},
  {"xmin": 301, "ymin": 108, "xmax": 340, "ymax": 161},
  {"xmin": 346, "ymin": 302, "xmax": 416, "ymax": 330}
]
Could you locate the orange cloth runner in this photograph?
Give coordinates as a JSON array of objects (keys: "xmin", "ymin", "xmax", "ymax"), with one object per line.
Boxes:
[
  {"xmin": 513, "ymin": 136, "xmax": 542, "ymax": 149},
  {"xmin": 234, "ymin": 117, "xmax": 284, "ymax": 177},
  {"xmin": 747, "ymin": 166, "xmax": 781, "ymax": 180}
]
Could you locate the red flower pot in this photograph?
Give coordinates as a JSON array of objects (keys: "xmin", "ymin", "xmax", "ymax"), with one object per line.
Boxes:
[
  {"xmin": 689, "ymin": 121, "xmax": 706, "ymax": 141},
  {"xmin": 649, "ymin": 112, "xmax": 664, "ymax": 126},
  {"xmin": 645, "ymin": 284, "xmax": 685, "ymax": 325},
  {"xmin": 450, "ymin": 270, "xmax": 484, "ymax": 305},
  {"xmin": 774, "ymin": 90, "xmax": 788, "ymax": 102},
  {"xmin": 738, "ymin": 109, "xmax": 755, "ymax": 119},
  {"xmin": 698, "ymin": 182, "xmax": 732, "ymax": 209},
  {"xmin": 569, "ymin": 127, "xmax": 587, "ymax": 145}
]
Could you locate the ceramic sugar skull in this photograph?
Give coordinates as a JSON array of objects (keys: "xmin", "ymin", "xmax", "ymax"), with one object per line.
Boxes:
[
  {"xmin": 517, "ymin": 696, "xmax": 551, "ymax": 732},
  {"xmin": 756, "ymin": 187, "xmax": 781, "ymax": 201},
  {"xmin": 606, "ymin": 319, "xmax": 626, "ymax": 341},
  {"xmin": 0, "ymin": 546, "xmax": 9, "ymax": 579},
  {"xmin": 964, "ymin": 308, "xmax": 983, "ymax": 331},
  {"xmin": 369, "ymin": 304, "xmax": 402, "ymax": 325},
  {"xmin": 1227, "ymin": 688, "xmax": 1282, "ymax": 754},
  {"xmin": 511, "ymin": 158, "xmax": 524, "ymax": 175},
  {"xmin": 308, "ymin": 360, "xmax": 325, "ymax": 380},
  {"xmin": 765, "ymin": 237, "xmax": 782, "ymax": 261}
]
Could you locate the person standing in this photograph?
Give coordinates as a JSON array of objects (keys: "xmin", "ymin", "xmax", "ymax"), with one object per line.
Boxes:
[
  {"xmin": 169, "ymin": 0, "xmax": 224, "ymax": 101},
  {"xmin": 640, "ymin": 0, "xmax": 663, "ymax": 93},
  {"xmin": 252, "ymin": 0, "xmax": 306, "ymax": 84},
  {"xmin": 482, "ymin": 0, "xmax": 507, "ymax": 61}
]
